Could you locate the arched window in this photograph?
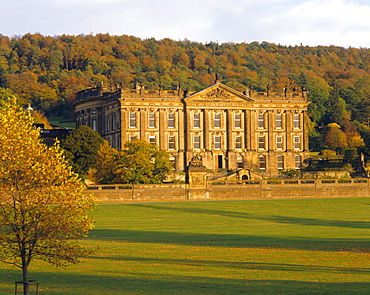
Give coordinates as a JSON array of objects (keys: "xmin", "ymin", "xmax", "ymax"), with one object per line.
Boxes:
[{"xmin": 259, "ymin": 155, "xmax": 266, "ymax": 170}]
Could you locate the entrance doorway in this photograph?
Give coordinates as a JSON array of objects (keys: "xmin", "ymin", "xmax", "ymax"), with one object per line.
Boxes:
[{"xmin": 217, "ymin": 155, "xmax": 223, "ymax": 169}]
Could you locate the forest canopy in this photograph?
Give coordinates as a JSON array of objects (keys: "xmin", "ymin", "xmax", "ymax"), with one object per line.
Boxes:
[{"xmin": 1, "ymin": 33, "xmax": 370, "ymax": 131}]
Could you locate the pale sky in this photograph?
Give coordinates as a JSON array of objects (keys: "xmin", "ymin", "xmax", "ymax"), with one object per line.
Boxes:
[{"xmin": 1, "ymin": 0, "xmax": 369, "ymax": 48}]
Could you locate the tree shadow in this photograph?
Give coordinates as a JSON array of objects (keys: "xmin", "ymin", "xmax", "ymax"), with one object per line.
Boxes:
[
  {"xmin": 0, "ymin": 267, "xmax": 369, "ymax": 295},
  {"xmin": 88, "ymin": 228, "xmax": 370, "ymax": 253},
  {"xmin": 132, "ymin": 203, "xmax": 370, "ymax": 229}
]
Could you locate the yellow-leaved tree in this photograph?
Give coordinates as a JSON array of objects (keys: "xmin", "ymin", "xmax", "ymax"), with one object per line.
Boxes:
[{"xmin": 0, "ymin": 91, "xmax": 95, "ymax": 295}]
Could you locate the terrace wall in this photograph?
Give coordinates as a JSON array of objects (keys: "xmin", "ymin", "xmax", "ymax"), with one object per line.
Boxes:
[{"xmin": 87, "ymin": 179, "xmax": 370, "ymax": 202}]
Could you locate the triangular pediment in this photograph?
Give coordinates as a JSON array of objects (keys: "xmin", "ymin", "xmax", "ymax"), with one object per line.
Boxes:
[{"xmin": 185, "ymin": 83, "xmax": 252, "ymax": 103}]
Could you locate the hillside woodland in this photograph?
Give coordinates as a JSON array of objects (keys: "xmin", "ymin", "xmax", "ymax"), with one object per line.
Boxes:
[{"xmin": 1, "ymin": 33, "xmax": 370, "ymax": 153}]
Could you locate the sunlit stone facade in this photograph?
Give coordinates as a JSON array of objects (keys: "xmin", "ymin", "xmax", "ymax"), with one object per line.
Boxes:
[{"xmin": 73, "ymin": 83, "xmax": 310, "ymax": 173}]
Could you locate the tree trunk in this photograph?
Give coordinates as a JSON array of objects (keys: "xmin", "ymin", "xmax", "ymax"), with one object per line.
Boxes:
[{"xmin": 22, "ymin": 255, "xmax": 29, "ymax": 295}]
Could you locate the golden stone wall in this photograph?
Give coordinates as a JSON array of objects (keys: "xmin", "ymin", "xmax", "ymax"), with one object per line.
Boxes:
[{"xmin": 73, "ymin": 83, "xmax": 310, "ymax": 173}]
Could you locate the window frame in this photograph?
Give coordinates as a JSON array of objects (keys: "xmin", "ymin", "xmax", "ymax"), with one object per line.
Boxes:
[
  {"xmin": 276, "ymin": 135, "xmax": 283, "ymax": 150},
  {"xmin": 295, "ymin": 155, "xmax": 302, "ymax": 169},
  {"xmin": 214, "ymin": 113, "xmax": 221, "ymax": 128},
  {"xmin": 193, "ymin": 135, "xmax": 201, "ymax": 150},
  {"xmin": 148, "ymin": 112, "xmax": 156, "ymax": 128},
  {"xmin": 258, "ymin": 136, "xmax": 265, "ymax": 150},
  {"xmin": 294, "ymin": 135, "xmax": 300, "ymax": 150},
  {"xmin": 275, "ymin": 113, "xmax": 282, "ymax": 129},
  {"xmin": 258, "ymin": 113, "xmax": 265, "ymax": 129},
  {"xmin": 293, "ymin": 114, "xmax": 300, "ymax": 129},
  {"xmin": 193, "ymin": 113, "xmax": 200, "ymax": 128},
  {"xmin": 277, "ymin": 155, "xmax": 284, "ymax": 170},
  {"xmin": 235, "ymin": 136, "xmax": 242, "ymax": 149},
  {"xmin": 234, "ymin": 113, "xmax": 241, "ymax": 128},
  {"xmin": 168, "ymin": 135, "xmax": 175, "ymax": 150},
  {"xmin": 259, "ymin": 155, "xmax": 266, "ymax": 170},
  {"xmin": 214, "ymin": 136, "xmax": 221, "ymax": 150},
  {"xmin": 149, "ymin": 135, "xmax": 156, "ymax": 145},
  {"xmin": 167, "ymin": 113, "xmax": 175, "ymax": 128},
  {"xmin": 129, "ymin": 112, "xmax": 137, "ymax": 128}
]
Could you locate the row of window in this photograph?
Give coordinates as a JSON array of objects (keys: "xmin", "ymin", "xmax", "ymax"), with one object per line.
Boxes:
[
  {"xmin": 128, "ymin": 112, "xmax": 301, "ymax": 130},
  {"xmin": 258, "ymin": 135, "xmax": 301, "ymax": 150},
  {"xmin": 259, "ymin": 155, "xmax": 302, "ymax": 170},
  {"xmin": 129, "ymin": 134, "xmax": 302, "ymax": 151},
  {"xmin": 258, "ymin": 113, "xmax": 300, "ymax": 129}
]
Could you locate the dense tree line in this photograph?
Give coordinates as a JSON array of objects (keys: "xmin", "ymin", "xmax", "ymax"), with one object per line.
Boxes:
[{"xmin": 1, "ymin": 33, "xmax": 370, "ymax": 152}]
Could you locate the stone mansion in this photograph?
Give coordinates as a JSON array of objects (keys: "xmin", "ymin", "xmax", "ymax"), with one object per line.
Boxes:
[{"xmin": 73, "ymin": 82, "xmax": 310, "ymax": 173}]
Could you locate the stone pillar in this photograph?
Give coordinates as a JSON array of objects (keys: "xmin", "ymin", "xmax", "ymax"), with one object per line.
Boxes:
[
  {"xmin": 140, "ymin": 109, "xmax": 146, "ymax": 140},
  {"xmin": 159, "ymin": 109, "xmax": 166, "ymax": 150},
  {"xmin": 203, "ymin": 109, "xmax": 210, "ymax": 151},
  {"xmin": 187, "ymin": 154, "xmax": 207, "ymax": 189}
]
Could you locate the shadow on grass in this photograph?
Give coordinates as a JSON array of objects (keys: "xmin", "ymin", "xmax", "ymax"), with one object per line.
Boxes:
[
  {"xmin": 132, "ymin": 203, "xmax": 370, "ymax": 229},
  {"xmin": 89, "ymin": 255, "xmax": 370, "ymax": 274},
  {"xmin": 89, "ymin": 228, "xmax": 370, "ymax": 253},
  {"xmin": 1, "ymin": 268, "xmax": 369, "ymax": 295}
]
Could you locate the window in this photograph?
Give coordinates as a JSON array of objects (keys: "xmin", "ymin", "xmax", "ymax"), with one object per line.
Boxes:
[
  {"xmin": 258, "ymin": 136, "xmax": 265, "ymax": 150},
  {"xmin": 259, "ymin": 155, "xmax": 266, "ymax": 169},
  {"xmin": 214, "ymin": 113, "xmax": 221, "ymax": 128},
  {"xmin": 116, "ymin": 112, "xmax": 120, "ymax": 130},
  {"xmin": 294, "ymin": 136, "xmax": 300, "ymax": 150},
  {"xmin": 276, "ymin": 135, "xmax": 283, "ymax": 150},
  {"xmin": 193, "ymin": 113, "xmax": 200, "ymax": 128},
  {"xmin": 214, "ymin": 136, "xmax": 221, "ymax": 149},
  {"xmin": 148, "ymin": 112, "xmax": 156, "ymax": 128},
  {"xmin": 276, "ymin": 113, "xmax": 282, "ymax": 129},
  {"xmin": 112, "ymin": 113, "xmax": 116, "ymax": 131},
  {"xmin": 295, "ymin": 155, "xmax": 301, "ymax": 169},
  {"xmin": 235, "ymin": 136, "xmax": 242, "ymax": 149},
  {"xmin": 92, "ymin": 118, "xmax": 97, "ymax": 131},
  {"xmin": 169, "ymin": 155, "xmax": 176, "ymax": 170},
  {"xmin": 234, "ymin": 113, "xmax": 241, "ymax": 128},
  {"xmin": 129, "ymin": 112, "xmax": 136, "ymax": 128},
  {"xmin": 149, "ymin": 136, "xmax": 156, "ymax": 145},
  {"xmin": 258, "ymin": 113, "xmax": 265, "ymax": 129},
  {"xmin": 193, "ymin": 136, "xmax": 201, "ymax": 149},
  {"xmin": 293, "ymin": 114, "xmax": 300, "ymax": 129},
  {"xmin": 277, "ymin": 155, "xmax": 284, "ymax": 170},
  {"xmin": 237, "ymin": 155, "xmax": 244, "ymax": 169},
  {"xmin": 107, "ymin": 116, "xmax": 111, "ymax": 132},
  {"xmin": 130, "ymin": 135, "xmax": 137, "ymax": 141},
  {"xmin": 168, "ymin": 136, "xmax": 175, "ymax": 150},
  {"xmin": 168, "ymin": 113, "xmax": 175, "ymax": 128}
]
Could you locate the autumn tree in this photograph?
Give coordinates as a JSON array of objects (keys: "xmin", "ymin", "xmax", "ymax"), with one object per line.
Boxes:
[
  {"xmin": 113, "ymin": 139, "xmax": 172, "ymax": 184},
  {"xmin": 0, "ymin": 93, "xmax": 94, "ymax": 295},
  {"xmin": 324, "ymin": 123, "xmax": 348, "ymax": 154}
]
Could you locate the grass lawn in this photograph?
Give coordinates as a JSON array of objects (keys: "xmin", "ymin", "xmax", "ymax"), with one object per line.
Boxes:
[
  {"xmin": 1, "ymin": 198, "xmax": 369, "ymax": 294},
  {"xmin": 48, "ymin": 117, "xmax": 76, "ymax": 129}
]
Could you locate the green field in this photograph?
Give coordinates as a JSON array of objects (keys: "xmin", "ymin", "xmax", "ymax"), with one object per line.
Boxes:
[{"xmin": 1, "ymin": 198, "xmax": 369, "ymax": 294}]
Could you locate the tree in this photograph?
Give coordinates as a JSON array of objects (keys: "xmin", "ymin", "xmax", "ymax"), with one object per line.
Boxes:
[
  {"xmin": 324, "ymin": 123, "xmax": 348, "ymax": 153},
  {"xmin": 114, "ymin": 139, "xmax": 172, "ymax": 184},
  {"xmin": 91, "ymin": 141, "xmax": 118, "ymax": 184},
  {"xmin": 60, "ymin": 125, "xmax": 105, "ymax": 175},
  {"xmin": 0, "ymin": 93, "xmax": 94, "ymax": 295}
]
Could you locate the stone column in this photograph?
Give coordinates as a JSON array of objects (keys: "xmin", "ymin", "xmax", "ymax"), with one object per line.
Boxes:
[
  {"xmin": 203, "ymin": 109, "xmax": 210, "ymax": 151},
  {"xmin": 159, "ymin": 109, "xmax": 166, "ymax": 150},
  {"xmin": 140, "ymin": 109, "xmax": 146, "ymax": 140}
]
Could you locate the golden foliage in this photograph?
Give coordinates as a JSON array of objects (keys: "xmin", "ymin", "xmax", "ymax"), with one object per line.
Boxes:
[{"xmin": 0, "ymin": 94, "xmax": 95, "ymax": 283}]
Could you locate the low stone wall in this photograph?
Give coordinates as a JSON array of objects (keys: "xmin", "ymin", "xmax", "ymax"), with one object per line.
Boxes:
[{"xmin": 87, "ymin": 179, "xmax": 370, "ymax": 202}]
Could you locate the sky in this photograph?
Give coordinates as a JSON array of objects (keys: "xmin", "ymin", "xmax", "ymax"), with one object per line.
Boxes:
[{"xmin": 1, "ymin": 0, "xmax": 370, "ymax": 48}]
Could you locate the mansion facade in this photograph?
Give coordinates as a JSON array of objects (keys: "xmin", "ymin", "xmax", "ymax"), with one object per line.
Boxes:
[{"xmin": 73, "ymin": 83, "xmax": 310, "ymax": 173}]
